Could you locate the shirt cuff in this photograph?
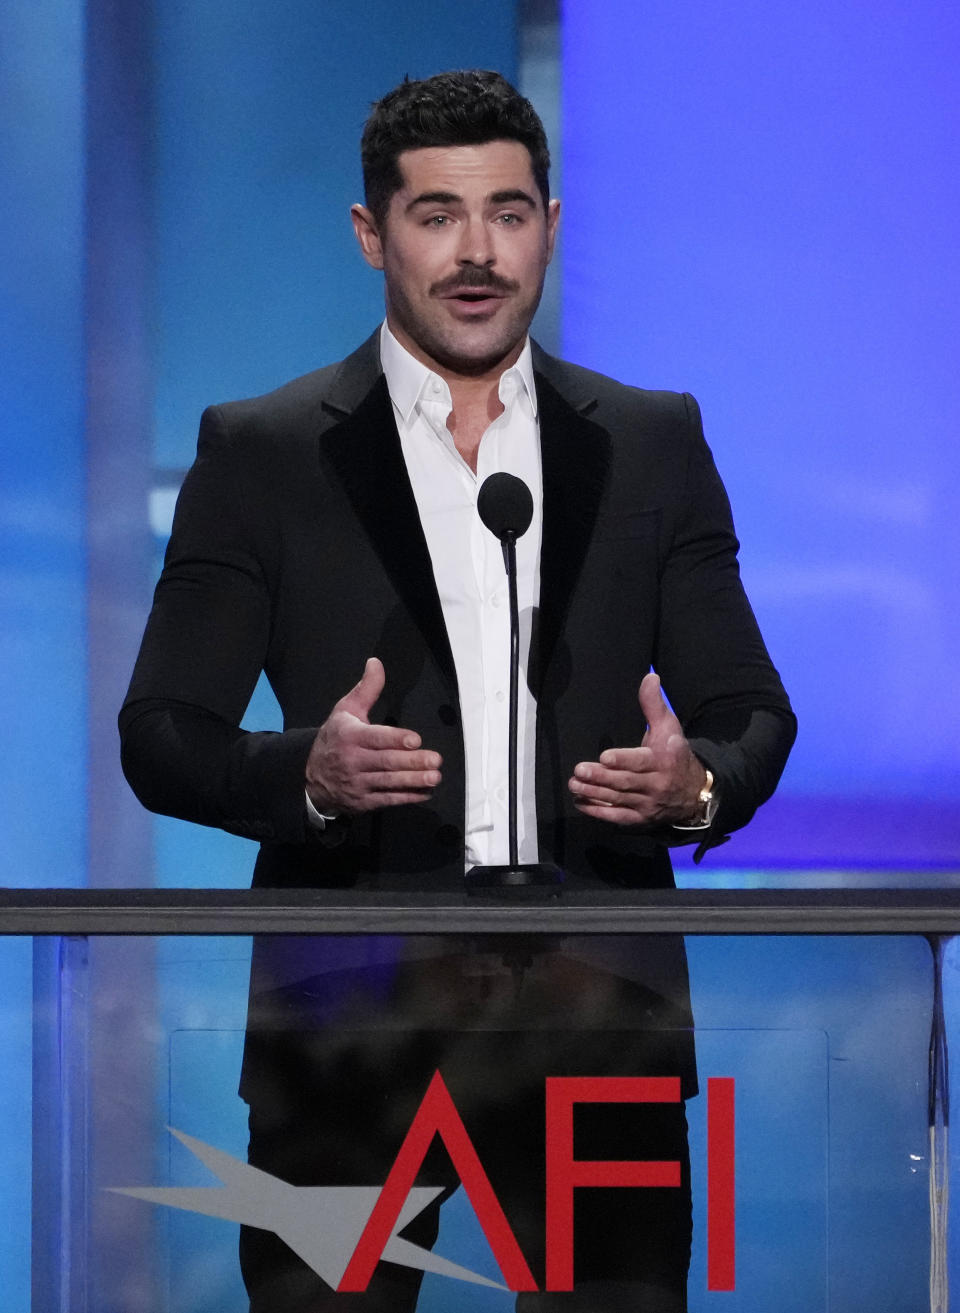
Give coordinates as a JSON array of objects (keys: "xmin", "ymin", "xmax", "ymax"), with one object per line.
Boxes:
[{"xmin": 304, "ymin": 789, "xmax": 339, "ymax": 831}]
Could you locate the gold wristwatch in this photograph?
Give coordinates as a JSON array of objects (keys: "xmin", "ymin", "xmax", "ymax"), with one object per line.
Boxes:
[
  {"xmin": 674, "ymin": 768, "xmax": 718, "ymax": 830},
  {"xmin": 695, "ymin": 768, "xmax": 717, "ymax": 825}
]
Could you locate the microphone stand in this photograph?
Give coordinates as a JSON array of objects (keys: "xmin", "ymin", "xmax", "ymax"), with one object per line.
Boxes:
[
  {"xmin": 466, "ymin": 530, "xmax": 563, "ymax": 895},
  {"xmin": 506, "ymin": 531, "xmax": 520, "ymax": 868}
]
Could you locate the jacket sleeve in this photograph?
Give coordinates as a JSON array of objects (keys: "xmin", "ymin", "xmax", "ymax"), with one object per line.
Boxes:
[
  {"xmin": 118, "ymin": 404, "xmax": 321, "ymax": 846},
  {"xmin": 653, "ymin": 393, "xmax": 797, "ymax": 855}
]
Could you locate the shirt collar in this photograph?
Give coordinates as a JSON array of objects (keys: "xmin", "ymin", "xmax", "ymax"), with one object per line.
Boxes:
[{"xmin": 379, "ymin": 322, "xmax": 538, "ymax": 425}]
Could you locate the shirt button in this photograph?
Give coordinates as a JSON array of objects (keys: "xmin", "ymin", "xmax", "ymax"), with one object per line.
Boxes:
[
  {"xmin": 496, "ymin": 786, "xmax": 507, "ymax": 803},
  {"xmin": 495, "ymin": 690, "xmax": 506, "ymax": 703},
  {"xmin": 491, "ymin": 594, "xmax": 501, "ymax": 608}
]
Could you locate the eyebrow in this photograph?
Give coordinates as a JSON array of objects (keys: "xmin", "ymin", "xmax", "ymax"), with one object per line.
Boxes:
[
  {"xmin": 405, "ymin": 191, "xmax": 461, "ymax": 212},
  {"xmin": 405, "ymin": 188, "xmax": 538, "ymax": 213},
  {"xmin": 488, "ymin": 189, "xmax": 537, "ymax": 208}
]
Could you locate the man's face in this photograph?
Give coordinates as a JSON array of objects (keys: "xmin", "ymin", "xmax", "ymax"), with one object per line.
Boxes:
[{"xmin": 352, "ymin": 140, "xmax": 559, "ymax": 377}]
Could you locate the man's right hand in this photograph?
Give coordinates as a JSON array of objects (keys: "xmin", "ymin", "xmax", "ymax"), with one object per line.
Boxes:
[{"xmin": 305, "ymin": 657, "xmax": 442, "ymax": 814}]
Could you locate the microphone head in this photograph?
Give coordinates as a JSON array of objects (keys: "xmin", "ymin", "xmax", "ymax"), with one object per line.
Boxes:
[{"xmin": 477, "ymin": 472, "xmax": 534, "ymax": 541}]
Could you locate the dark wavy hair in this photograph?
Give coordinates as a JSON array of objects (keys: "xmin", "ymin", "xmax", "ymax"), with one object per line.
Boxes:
[{"xmin": 361, "ymin": 70, "xmax": 551, "ymax": 226}]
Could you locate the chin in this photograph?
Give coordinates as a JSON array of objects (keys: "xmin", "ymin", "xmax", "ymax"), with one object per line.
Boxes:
[
  {"xmin": 434, "ymin": 323, "xmax": 531, "ymax": 376},
  {"xmin": 435, "ymin": 343, "xmax": 518, "ymax": 377}
]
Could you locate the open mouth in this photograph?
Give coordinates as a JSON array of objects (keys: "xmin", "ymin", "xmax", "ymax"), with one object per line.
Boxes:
[
  {"xmin": 442, "ymin": 290, "xmax": 507, "ymax": 312},
  {"xmin": 447, "ymin": 291, "xmax": 502, "ymax": 302}
]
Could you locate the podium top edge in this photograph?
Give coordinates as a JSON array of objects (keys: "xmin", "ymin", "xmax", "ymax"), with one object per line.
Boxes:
[{"xmin": 0, "ymin": 887, "xmax": 959, "ymax": 935}]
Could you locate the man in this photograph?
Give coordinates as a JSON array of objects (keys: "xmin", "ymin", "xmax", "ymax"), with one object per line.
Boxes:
[{"xmin": 121, "ymin": 70, "xmax": 794, "ymax": 1311}]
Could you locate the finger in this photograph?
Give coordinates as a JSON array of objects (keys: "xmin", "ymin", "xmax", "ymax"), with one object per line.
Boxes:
[
  {"xmin": 592, "ymin": 747, "xmax": 656, "ymax": 772},
  {"xmin": 573, "ymin": 758, "xmax": 656, "ymax": 787},
  {"xmin": 359, "ymin": 768, "xmax": 442, "ymax": 792},
  {"xmin": 343, "ymin": 721, "xmax": 423, "ymax": 752},
  {"xmin": 572, "ymin": 798, "xmax": 651, "ymax": 826},
  {"xmin": 638, "ymin": 671, "xmax": 677, "ymax": 734},
  {"xmin": 365, "ymin": 747, "xmax": 443, "ymax": 773},
  {"xmin": 325, "ymin": 769, "xmax": 440, "ymax": 811},
  {"xmin": 599, "ymin": 741, "xmax": 688, "ymax": 770},
  {"xmin": 568, "ymin": 776, "xmax": 653, "ymax": 809},
  {"xmin": 336, "ymin": 657, "xmax": 386, "ymax": 722}
]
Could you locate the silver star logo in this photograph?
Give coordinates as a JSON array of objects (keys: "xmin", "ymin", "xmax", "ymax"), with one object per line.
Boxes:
[{"xmin": 109, "ymin": 1127, "xmax": 507, "ymax": 1292}]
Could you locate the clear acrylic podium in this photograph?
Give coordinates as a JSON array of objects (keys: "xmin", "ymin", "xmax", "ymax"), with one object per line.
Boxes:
[{"xmin": 2, "ymin": 888, "xmax": 957, "ymax": 1313}]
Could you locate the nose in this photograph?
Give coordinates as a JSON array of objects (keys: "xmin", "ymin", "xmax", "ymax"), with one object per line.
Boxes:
[{"xmin": 456, "ymin": 215, "xmax": 495, "ymax": 267}]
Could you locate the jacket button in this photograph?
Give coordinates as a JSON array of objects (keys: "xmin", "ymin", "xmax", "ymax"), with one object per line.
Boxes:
[{"xmin": 437, "ymin": 704, "xmax": 458, "ymax": 726}]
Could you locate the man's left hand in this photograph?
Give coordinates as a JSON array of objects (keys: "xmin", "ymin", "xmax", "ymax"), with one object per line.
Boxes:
[{"xmin": 568, "ymin": 672, "xmax": 708, "ymax": 827}]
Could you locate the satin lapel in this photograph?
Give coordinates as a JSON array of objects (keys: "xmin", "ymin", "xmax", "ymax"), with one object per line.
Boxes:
[
  {"xmin": 318, "ymin": 373, "xmax": 458, "ymax": 690},
  {"xmin": 534, "ymin": 367, "xmax": 611, "ymax": 685}
]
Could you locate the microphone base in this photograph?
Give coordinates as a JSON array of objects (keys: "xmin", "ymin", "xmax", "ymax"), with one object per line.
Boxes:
[{"xmin": 465, "ymin": 862, "xmax": 564, "ymax": 897}]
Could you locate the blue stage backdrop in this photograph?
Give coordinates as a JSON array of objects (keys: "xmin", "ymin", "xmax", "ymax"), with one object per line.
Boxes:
[
  {"xmin": 0, "ymin": 2, "xmax": 86, "ymax": 1302},
  {"xmin": 562, "ymin": 0, "xmax": 960, "ymax": 869}
]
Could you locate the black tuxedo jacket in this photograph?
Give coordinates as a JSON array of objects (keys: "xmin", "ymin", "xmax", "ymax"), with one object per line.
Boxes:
[{"xmin": 120, "ymin": 332, "xmax": 795, "ymax": 892}]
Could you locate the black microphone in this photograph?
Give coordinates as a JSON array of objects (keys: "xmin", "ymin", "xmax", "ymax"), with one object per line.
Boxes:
[
  {"xmin": 467, "ymin": 474, "xmax": 563, "ymax": 895},
  {"xmin": 477, "ymin": 471, "xmax": 533, "ymax": 542}
]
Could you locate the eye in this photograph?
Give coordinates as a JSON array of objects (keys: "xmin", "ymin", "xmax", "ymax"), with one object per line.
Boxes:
[
  {"xmin": 425, "ymin": 214, "xmax": 451, "ymax": 227},
  {"xmin": 496, "ymin": 212, "xmax": 523, "ymax": 226}
]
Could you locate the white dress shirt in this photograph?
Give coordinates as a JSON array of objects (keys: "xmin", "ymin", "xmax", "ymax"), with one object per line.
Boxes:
[{"xmin": 379, "ymin": 323, "xmax": 542, "ymax": 868}]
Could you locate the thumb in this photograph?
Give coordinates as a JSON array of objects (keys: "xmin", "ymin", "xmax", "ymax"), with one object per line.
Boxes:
[
  {"xmin": 337, "ymin": 657, "xmax": 385, "ymax": 722},
  {"xmin": 638, "ymin": 671, "xmax": 676, "ymax": 738}
]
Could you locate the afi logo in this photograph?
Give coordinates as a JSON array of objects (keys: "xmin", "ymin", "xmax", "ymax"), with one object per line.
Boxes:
[
  {"xmin": 113, "ymin": 1072, "xmax": 735, "ymax": 1293},
  {"xmin": 341, "ymin": 1072, "xmax": 735, "ymax": 1294}
]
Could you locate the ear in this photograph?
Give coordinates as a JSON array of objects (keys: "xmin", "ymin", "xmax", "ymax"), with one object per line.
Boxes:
[
  {"xmin": 351, "ymin": 203, "xmax": 384, "ymax": 270},
  {"xmin": 545, "ymin": 198, "xmax": 561, "ymax": 263}
]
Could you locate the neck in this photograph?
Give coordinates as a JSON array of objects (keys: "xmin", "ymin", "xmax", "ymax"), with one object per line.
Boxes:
[
  {"xmin": 445, "ymin": 379, "xmax": 506, "ymax": 473},
  {"xmin": 383, "ymin": 320, "xmax": 527, "ymax": 473}
]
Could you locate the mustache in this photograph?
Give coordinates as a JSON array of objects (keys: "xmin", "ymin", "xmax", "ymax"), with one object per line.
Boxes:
[{"xmin": 430, "ymin": 268, "xmax": 519, "ymax": 296}]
